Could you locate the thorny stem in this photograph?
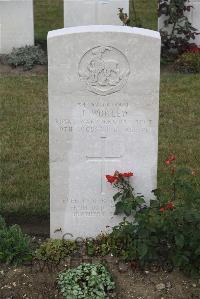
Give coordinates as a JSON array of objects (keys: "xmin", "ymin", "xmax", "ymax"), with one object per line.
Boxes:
[
  {"xmin": 173, "ymin": 182, "xmax": 176, "ymax": 201},
  {"xmin": 170, "ymin": 20, "xmax": 177, "ymax": 42}
]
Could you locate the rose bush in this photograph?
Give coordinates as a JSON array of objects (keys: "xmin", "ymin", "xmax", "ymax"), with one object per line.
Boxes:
[
  {"xmin": 158, "ymin": 0, "xmax": 200, "ymax": 58},
  {"xmin": 105, "ymin": 156, "xmax": 200, "ymax": 275},
  {"xmin": 106, "ymin": 171, "xmax": 144, "ymax": 216}
]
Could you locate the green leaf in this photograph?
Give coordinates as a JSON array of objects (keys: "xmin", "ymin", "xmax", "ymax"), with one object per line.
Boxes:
[
  {"xmin": 175, "ymin": 234, "xmax": 185, "ymax": 248},
  {"xmin": 123, "ymin": 202, "xmax": 133, "ymax": 216},
  {"xmin": 194, "ymin": 247, "xmax": 200, "ymax": 255},
  {"xmin": 114, "ymin": 202, "xmax": 124, "ymax": 215},
  {"xmin": 135, "ymin": 196, "xmax": 145, "ymax": 205},
  {"xmin": 138, "ymin": 243, "xmax": 148, "ymax": 259},
  {"xmin": 113, "ymin": 192, "xmax": 122, "ymax": 201}
]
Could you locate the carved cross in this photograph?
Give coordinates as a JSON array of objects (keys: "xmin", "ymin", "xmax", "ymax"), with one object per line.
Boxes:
[{"xmin": 86, "ymin": 137, "xmax": 122, "ymax": 195}]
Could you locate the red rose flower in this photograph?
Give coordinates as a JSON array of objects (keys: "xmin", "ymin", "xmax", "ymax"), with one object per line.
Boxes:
[
  {"xmin": 121, "ymin": 172, "xmax": 134, "ymax": 177},
  {"xmin": 190, "ymin": 47, "xmax": 200, "ymax": 53},
  {"xmin": 159, "ymin": 207, "xmax": 165, "ymax": 212},
  {"xmin": 169, "ymin": 154, "xmax": 176, "ymax": 161},
  {"xmin": 106, "ymin": 175, "xmax": 118, "ymax": 184},
  {"xmin": 166, "ymin": 201, "xmax": 174, "ymax": 209},
  {"xmin": 165, "ymin": 154, "xmax": 176, "ymax": 166},
  {"xmin": 191, "ymin": 169, "xmax": 197, "ymax": 176}
]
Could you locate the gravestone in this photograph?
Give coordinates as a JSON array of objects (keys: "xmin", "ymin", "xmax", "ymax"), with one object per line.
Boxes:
[
  {"xmin": 158, "ymin": 0, "xmax": 200, "ymax": 46},
  {"xmin": 188, "ymin": 0, "xmax": 200, "ymax": 46},
  {"xmin": 64, "ymin": 0, "xmax": 129, "ymax": 27},
  {"xmin": 0, "ymin": 0, "xmax": 34, "ymax": 54},
  {"xmin": 48, "ymin": 25, "xmax": 161, "ymax": 239}
]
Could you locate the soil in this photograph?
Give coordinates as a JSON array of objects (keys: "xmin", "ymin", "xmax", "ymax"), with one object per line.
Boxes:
[
  {"xmin": 0, "ymin": 226, "xmax": 199, "ymax": 299},
  {"xmin": 5, "ymin": 216, "xmax": 50, "ymax": 237},
  {"xmin": 0, "ymin": 59, "xmax": 175, "ymax": 76},
  {"xmin": 0, "ymin": 255, "xmax": 200, "ymax": 299},
  {"xmin": 0, "ymin": 57, "xmax": 47, "ymax": 75}
]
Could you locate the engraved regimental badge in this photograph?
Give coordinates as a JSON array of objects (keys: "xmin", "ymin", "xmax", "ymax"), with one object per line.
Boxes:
[{"xmin": 78, "ymin": 46, "xmax": 130, "ymax": 96}]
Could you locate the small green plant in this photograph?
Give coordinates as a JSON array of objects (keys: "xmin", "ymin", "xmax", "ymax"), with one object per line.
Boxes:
[
  {"xmin": 35, "ymin": 239, "xmax": 77, "ymax": 268},
  {"xmin": 118, "ymin": 8, "xmax": 130, "ymax": 26},
  {"xmin": 108, "ymin": 219, "xmax": 137, "ymax": 261},
  {"xmin": 7, "ymin": 45, "xmax": 47, "ymax": 70},
  {"xmin": 174, "ymin": 48, "xmax": 200, "ymax": 73},
  {"xmin": 57, "ymin": 263, "xmax": 115, "ymax": 299},
  {"xmin": 0, "ymin": 215, "xmax": 32, "ymax": 265},
  {"xmin": 86, "ymin": 234, "xmax": 111, "ymax": 257},
  {"xmin": 0, "ymin": 215, "xmax": 6, "ymax": 229},
  {"xmin": 106, "ymin": 171, "xmax": 145, "ymax": 216},
  {"xmin": 118, "ymin": 0, "xmax": 141, "ymax": 27}
]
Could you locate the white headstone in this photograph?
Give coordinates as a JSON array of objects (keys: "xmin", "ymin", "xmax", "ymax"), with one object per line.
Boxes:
[
  {"xmin": 188, "ymin": 0, "xmax": 200, "ymax": 46},
  {"xmin": 48, "ymin": 25, "xmax": 161, "ymax": 239},
  {"xmin": 158, "ymin": 0, "xmax": 200, "ymax": 46},
  {"xmin": 0, "ymin": 0, "xmax": 34, "ymax": 54},
  {"xmin": 64, "ymin": 0, "xmax": 129, "ymax": 27}
]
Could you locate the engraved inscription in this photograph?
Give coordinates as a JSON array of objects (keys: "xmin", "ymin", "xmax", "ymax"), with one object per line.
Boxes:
[
  {"xmin": 70, "ymin": 199, "xmax": 114, "ymax": 217},
  {"xmin": 71, "ymin": 204, "xmax": 106, "ymax": 217},
  {"xmin": 55, "ymin": 101, "xmax": 154, "ymax": 135},
  {"xmin": 79, "ymin": 46, "xmax": 130, "ymax": 96}
]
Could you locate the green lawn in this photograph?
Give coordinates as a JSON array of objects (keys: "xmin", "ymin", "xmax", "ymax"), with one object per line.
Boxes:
[
  {"xmin": 34, "ymin": 0, "xmax": 64, "ymax": 42},
  {"xmin": 158, "ymin": 73, "xmax": 200, "ymax": 190},
  {"xmin": 0, "ymin": 76, "xmax": 49, "ymax": 218},
  {"xmin": 1, "ymin": 73, "xmax": 199, "ymax": 219},
  {"xmin": 131, "ymin": 0, "xmax": 157, "ymax": 30}
]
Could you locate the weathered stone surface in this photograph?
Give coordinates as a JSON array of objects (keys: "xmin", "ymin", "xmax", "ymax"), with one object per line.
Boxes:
[
  {"xmin": 48, "ymin": 25, "xmax": 160, "ymax": 239},
  {"xmin": 64, "ymin": 0, "xmax": 129, "ymax": 27},
  {"xmin": 0, "ymin": 0, "xmax": 34, "ymax": 54},
  {"xmin": 188, "ymin": 0, "xmax": 200, "ymax": 46}
]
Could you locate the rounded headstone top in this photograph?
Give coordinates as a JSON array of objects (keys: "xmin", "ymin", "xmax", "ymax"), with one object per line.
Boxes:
[{"xmin": 48, "ymin": 25, "xmax": 160, "ymax": 40}]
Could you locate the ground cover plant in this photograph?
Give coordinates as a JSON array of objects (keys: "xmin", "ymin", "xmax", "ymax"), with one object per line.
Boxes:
[
  {"xmin": 7, "ymin": 45, "xmax": 47, "ymax": 70},
  {"xmin": 174, "ymin": 47, "xmax": 200, "ymax": 73},
  {"xmin": 0, "ymin": 216, "xmax": 32, "ymax": 265},
  {"xmin": 34, "ymin": 239, "xmax": 77, "ymax": 270},
  {"xmin": 57, "ymin": 263, "xmax": 115, "ymax": 299}
]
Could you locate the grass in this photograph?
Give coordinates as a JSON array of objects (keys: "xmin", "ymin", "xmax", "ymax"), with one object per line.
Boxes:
[
  {"xmin": 34, "ymin": 0, "xmax": 63, "ymax": 42},
  {"xmin": 0, "ymin": 72, "xmax": 200, "ymax": 219},
  {"xmin": 0, "ymin": 75, "xmax": 49, "ymax": 218},
  {"xmin": 33, "ymin": 0, "xmax": 157, "ymax": 43},
  {"xmin": 131, "ymin": 0, "xmax": 157, "ymax": 30},
  {"xmin": 158, "ymin": 72, "xmax": 200, "ymax": 190}
]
